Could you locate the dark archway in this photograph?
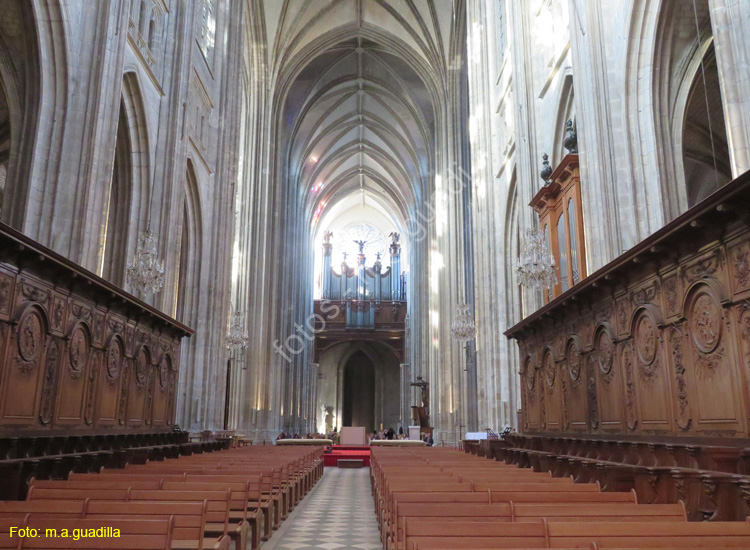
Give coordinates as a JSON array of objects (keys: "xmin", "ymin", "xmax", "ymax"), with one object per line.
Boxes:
[
  {"xmin": 0, "ymin": 79, "xmax": 9, "ymax": 213},
  {"xmin": 101, "ymin": 100, "xmax": 132, "ymax": 285},
  {"xmin": 682, "ymin": 43, "xmax": 731, "ymax": 207},
  {"xmin": 342, "ymin": 351, "xmax": 375, "ymax": 431}
]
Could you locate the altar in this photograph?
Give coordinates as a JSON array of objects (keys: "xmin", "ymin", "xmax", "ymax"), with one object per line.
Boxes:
[{"xmin": 340, "ymin": 426, "xmax": 366, "ymax": 446}]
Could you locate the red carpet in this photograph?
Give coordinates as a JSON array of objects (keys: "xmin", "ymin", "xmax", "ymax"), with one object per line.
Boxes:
[{"xmin": 323, "ymin": 445, "xmax": 371, "ymax": 467}]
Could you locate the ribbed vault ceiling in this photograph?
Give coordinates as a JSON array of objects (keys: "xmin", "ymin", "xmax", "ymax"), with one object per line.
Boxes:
[
  {"xmin": 263, "ymin": 0, "xmax": 458, "ymax": 228},
  {"xmin": 285, "ymin": 37, "xmax": 434, "ymax": 227}
]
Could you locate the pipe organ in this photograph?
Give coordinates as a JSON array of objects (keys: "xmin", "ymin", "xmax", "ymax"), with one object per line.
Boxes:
[{"xmin": 321, "ymin": 232, "xmax": 406, "ymax": 329}]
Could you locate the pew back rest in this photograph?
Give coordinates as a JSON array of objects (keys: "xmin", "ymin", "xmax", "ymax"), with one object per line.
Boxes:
[
  {"xmin": 83, "ymin": 500, "xmax": 206, "ymax": 544},
  {"xmin": 1, "ymin": 516, "xmax": 23, "ymax": 550},
  {"xmin": 160, "ymin": 481, "xmax": 249, "ymax": 518},
  {"xmin": 0, "ymin": 501, "xmax": 86, "ymax": 520},
  {"xmin": 404, "ymin": 518, "xmax": 548, "ymax": 549},
  {"xmin": 490, "ymin": 491, "xmax": 636, "ymax": 503},
  {"xmin": 26, "ymin": 488, "xmax": 130, "ymax": 502},
  {"xmin": 513, "ymin": 503, "xmax": 687, "ymax": 522},
  {"xmin": 547, "ymin": 520, "xmax": 750, "ymax": 548},
  {"xmin": 127, "ymin": 489, "xmax": 230, "ymax": 533},
  {"xmin": 29, "ymin": 480, "xmax": 161, "ymax": 491},
  {"xmin": 68, "ymin": 473, "xmax": 186, "ymax": 483},
  {"xmin": 19, "ymin": 517, "xmax": 174, "ymax": 549}
]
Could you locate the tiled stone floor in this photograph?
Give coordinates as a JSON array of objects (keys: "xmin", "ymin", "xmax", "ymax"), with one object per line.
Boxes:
[{"xmin": 262, "ymin": 467, "xmax": 382, "ymax": 550}]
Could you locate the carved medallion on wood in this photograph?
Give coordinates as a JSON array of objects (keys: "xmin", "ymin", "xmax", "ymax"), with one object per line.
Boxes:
[
  {"xmin": 689, "ymin": 289, "xmax": 725, "ymax": 376},
  {"xmin": 17, "ymin": 310, "xmax": 43, "ymax": 374},
  {"xmin": 68, "ymin": 325, "xmax": 89, "ymax": 380},
  {"xmin": 635, "ymin": 314, "xmax": 660, "ymax": 382},
  {"xmin": 691, "ymin": 293, "xmax": 722, "ymax": 353},
  {"xmin": 596, "ymin": 330, "xmax": 614, "ymax": 383},
  {"xmin": 106, "ymin": 339, "xmax": 122, "ymax": 382},
  {"xmin": 135, "ymin": 348, "xmax": 149, "ymax": 387},
  {"xmin": 566, "ymin": 340, "xmax": 582, "ymax": 389},
  {"xmin": 544, "ymin": 352, "xmax": 556, "ymax": 391}
]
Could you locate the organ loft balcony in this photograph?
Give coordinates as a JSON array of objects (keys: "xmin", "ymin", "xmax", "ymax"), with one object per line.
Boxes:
[{"xmin": 313, "ymin": 232, "xmax": 407, "ymax": 363}]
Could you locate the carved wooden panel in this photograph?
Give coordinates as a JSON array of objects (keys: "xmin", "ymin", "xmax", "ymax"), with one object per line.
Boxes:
[
  {"xmin": 97, "ymin": 336, "xmax": 124, "ymax": 426},
  {"xmin": 150, "ymin": 353, "xmax": 171, "ymax": 428},
  {"xmin": 126, "ymin": 346, "xmax": 150, "ymax": 428},
  {"xmin": 684, "ymin": 284, "xmax": 744, "ymax": 435},
  {"xmin": 509, "ymin": 205, "xmax": 750, "ymax": 438},
  {"xmin": 563, "ymin": 339, "xmax": 588, "ymax": 431},
  {"xmin": 632, "ymin": 310, "xmax": 673, "ymax": 433},
  {"xmin": 1, "ymin": 306, "xmax": 47, "ymax": 422},
  {"xmin": 0, "ymin": 222, "xmax": 192, "ymax": 436},
  {"xmin": 54, "ymin": 322, "xmax": 91, "ymax": 424},
  {"xmin": 593, "ymin": 329, "xmax": 624, "ymax": 432}
]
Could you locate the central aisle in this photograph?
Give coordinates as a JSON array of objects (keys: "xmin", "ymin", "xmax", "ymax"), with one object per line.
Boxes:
[{"xmin": 264, "ymin": 467, "xmax": 382, "ymax": 550}]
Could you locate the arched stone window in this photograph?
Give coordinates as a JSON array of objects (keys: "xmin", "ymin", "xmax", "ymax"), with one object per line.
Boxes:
[
  {"xmin": 176, "ymin": 161, "xmax": 202, "ymax": 324},
  {"xmin": 101, "ymin": 101, "xmax": 133, "ymax": 285},
  {"xmin": 0, "ymin": 79, "xmax": 10, "ymax": 215},
  {"xmin": 147, "ymin": 18, "xmax": 156, "ymax": 51},
  {"xmin": 101, "ymin": 73, "xmax": 150, "ymax": 286},
  {"xmin": 138, "ymin": 0, "xmax": 149, "ymax": 36},
  {"xmin": 681, "ymin": 43, "xmax": 731, "ymax": 207}
]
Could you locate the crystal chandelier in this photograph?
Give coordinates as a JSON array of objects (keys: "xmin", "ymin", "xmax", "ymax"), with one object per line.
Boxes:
[
  {"xmin": 450, "ymin": 303, "xmax": 477, "ymax": 342},
  {"xmin": 516, "ymin": 227, "xmax": 557, "ymax": 291},
  {"xmin": 126, "ymin": 226, "xmax": 165, "ymax": 299},
  {"xmin": 224, "ymin": 310, "xmax": 249, "ymax": 351}
]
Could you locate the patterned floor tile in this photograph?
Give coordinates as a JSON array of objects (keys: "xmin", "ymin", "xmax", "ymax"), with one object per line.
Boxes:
[{"xmin": 262, "ymin": 468, "xmax": 382, "ymax": 550}]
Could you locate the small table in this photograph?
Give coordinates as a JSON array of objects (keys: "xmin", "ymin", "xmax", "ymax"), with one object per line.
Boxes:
[{"xmin": 337, "ymin": 459, "xmax": 364, "ymax": 468}]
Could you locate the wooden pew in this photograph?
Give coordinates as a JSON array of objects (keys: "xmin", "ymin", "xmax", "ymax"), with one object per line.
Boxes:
[
  {"xmin": 84, "ymin": 500, "xmax": 229, "ymax": 550},
  {"xmin": 162, "ymin": 480, "xmax": 263, "ymax": 549},
  {"xmin": 404, "ymin": 518, "xmax": 750, "ymax": 549},
  {"xmin": 391, "ymin": 503, "xmax": 687, "ymax": 550},
  {"xmin": 127, "ymin": 490, "xmax": 243, "ymax": 550},
  {"xmin": 18, "ymin": 517, "xmax": 175, "ymax": 550},
  {"xmin": 1, "ymin": 517, "xmax": 21, "ymax": 549}
]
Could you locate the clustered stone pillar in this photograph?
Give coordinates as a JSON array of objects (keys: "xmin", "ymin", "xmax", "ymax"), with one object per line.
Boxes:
[
  {"xmin": 390, "ymin": 236, "xmax": 402, "ymax": 300},
  {"xmin": 400, "ymin": 363, "xmax": 411, "ymax": 429},
  {"xmin": 308, "ymin": 362, "xmax": 319, "ymax": 434},
  {"xmin": 322, "ymin": 233, "xmax": 333, "ymax": 299}
]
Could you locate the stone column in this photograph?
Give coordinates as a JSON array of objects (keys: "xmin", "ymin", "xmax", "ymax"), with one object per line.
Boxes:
[
  {"xmin": 708, "ymin": 0, "xmax": 750, "ymax": 176},
  {"xmin": 309, "ymin": 362, "xmax": 319, "ymax": 433},
  {"xmin": 322, "ymin": 236, "xmax": 332, "ymax": 299},
  {"xmin": 399, "ymin": 363, "xmax": 411, "ymax": 429}
]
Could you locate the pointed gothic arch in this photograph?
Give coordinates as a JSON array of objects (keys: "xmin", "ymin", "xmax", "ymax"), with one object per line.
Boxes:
[{"xmin": 101, "ymin": 72, "xmax": 151, "ymax": 287}]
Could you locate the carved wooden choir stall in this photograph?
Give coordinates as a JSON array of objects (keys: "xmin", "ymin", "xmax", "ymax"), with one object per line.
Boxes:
[
  {"xmin": 494, "ymin": 168, "xmax": 750, "ymax": 520},
  {"xmin": 0, "ymin": 222, "xmax": 196, "ymax": 499}
]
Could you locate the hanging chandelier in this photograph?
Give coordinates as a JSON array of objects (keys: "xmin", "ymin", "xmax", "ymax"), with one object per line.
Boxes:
[
  {"xmin": 126, "ymin": 226, "xmax": 165, "ymax": 299},
  {"xmin": 450, "ymin": 303, "xmax": 477, "ymax": 342},
  {"xmin": 516, "ymin": 227, "xmax": 557, "ymax": 291},
  {"xmin": 224, "ymin": 310, "xmax": 249, "ymax": 351}
]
